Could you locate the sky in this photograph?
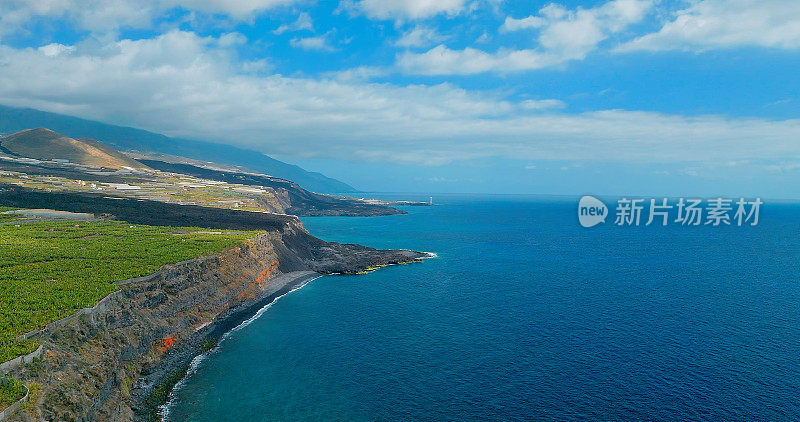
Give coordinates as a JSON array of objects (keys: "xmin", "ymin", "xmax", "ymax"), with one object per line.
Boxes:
[{"xmin": 0, "ymin": 0, "xmax": 798, "ymax": 197}]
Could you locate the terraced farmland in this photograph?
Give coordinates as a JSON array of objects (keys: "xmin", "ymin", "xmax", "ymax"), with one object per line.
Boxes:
[{"xmin": 0, "ymin": 220, "xmax": 259, "ymax": 363}]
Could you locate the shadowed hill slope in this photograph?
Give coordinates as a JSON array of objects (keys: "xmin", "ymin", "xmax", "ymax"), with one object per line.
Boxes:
[{"xmin": 0, "ymin": 185, "xmax": 293, "ymax": 231}]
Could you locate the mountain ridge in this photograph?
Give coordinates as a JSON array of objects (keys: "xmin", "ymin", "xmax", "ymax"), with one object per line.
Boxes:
[{"xmin": 0, "ymin": 104, "xmax": 356, "ymax": 193}]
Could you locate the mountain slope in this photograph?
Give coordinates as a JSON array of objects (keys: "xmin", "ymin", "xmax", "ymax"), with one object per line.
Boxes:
[
  {"xmin": 137, "ymin": 158, "xmax": 400, "ymax": 216},
  {"xmin": 0, "ymin": 104, "xmax": 356, "ymax": 193},
  {"xmin": 0, "ymin": 128, "xmax": 401, "ymax": 216},
  {"xmin": 0, "ymin": 128, "xmax": 147, "ymax": 169}
]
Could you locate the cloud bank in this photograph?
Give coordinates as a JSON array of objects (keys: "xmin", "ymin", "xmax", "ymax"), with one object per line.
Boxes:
[
  {"xmin": 1, "ymin": 31, "xmax": 798, "ymax": 168},
  {"xmin": 340, "ymin": 0, "xmax": 471, "ymax": 21},
  {"xmin": 0, "ymin": 0, "xmax": 299, "ymax": 38},
  {"xmin": 619, "ymin": 0, "xmax": 800, "ymax": 52},
  {"xmin": 400, "ymin": 0, "xmax": 653, "ymax": 75}
]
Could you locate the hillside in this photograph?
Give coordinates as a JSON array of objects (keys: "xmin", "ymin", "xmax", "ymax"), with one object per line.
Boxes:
[
  {"xmin": 0, "ymin": 105, "xmax": 356, "ymax": 193},
  {"xmin": 0, "ymin": 128, "xmax": 146, "ymax": 169},
  {"xmin": 0, "ymin": 128, "xmax": 402, "ymax": 216},
  {"xmin": 0, "ymin": 187, "xmax": 424, "ymax": 421},
  {"xmin": 138, "ymin": 158, "xmax": 400, "ymax": 216}
]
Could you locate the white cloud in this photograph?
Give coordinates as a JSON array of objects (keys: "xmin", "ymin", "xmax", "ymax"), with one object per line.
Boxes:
[
  {"xmin": 397, "ymin": 45, "xmax": 560, "ymax": 75},
  {"xmin": 290, "ymin": 31, "xmax": 338, "ymax": 52},
  {"xmin": 339, "ymin": 0, "xmax": 470, "ymax": 21},
  {"xmin": 766, "ymin": 161, "xmax": 800, "ymax": 173},
  {"xmin": 173, "ymin": 0, "xmax": 299, "ymax": 18},
  {"xmin": 1, "ymin": 31, "xmax": 799, "ymax": 168},
  {"xmin": 320, "ymin": 66, "xmax": 388, "ymax": 82},
  {"xmin": 400, "ymin": 0, "xmax": 653, "ymax": 75},
  {"xmin": 0, "ymin": 0, "xmax": 298, "ymax": 37},
  {"xmin": 501, "ymin": 15, "xmax": 546, "ymax": 32},
  {"xmin": 273, "ymin": 12, "xmax": 313, "ymax": 34},
  {"xmin": 395, "ymin": 26, "xmax": 448, "ymax": 48},
  {"xmin": 505, "ymin": 0, "xmax": 653, "ymax": 45},
  {"xmin": 217, "ymin": 32, "xmax": 248, "ymax": 47},
  {"xmin": 0, "ymin": 0, "xmax": 159, "ymax": 36},
  {"xmin": 619, "ymin": 0, "xmax": 800, "ymax": 52},
  {"xmin": 38, "ymin": 43, "xmax": 76, "ymax": 57},
  {"xmin": 520, "ymin": 99, "xmax": 566, "ymax": 110}
]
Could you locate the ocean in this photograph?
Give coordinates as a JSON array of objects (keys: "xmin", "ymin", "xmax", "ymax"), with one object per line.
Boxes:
[{"xmin": 164, "ymin": 195, "xmax": 800, "ymax": 421}]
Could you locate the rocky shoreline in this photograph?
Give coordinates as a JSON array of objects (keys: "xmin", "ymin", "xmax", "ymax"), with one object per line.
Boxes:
[
  {"xmin": 137, "ymin": 271, "xmax": 323, "ymax": 422},
  {"xmin": 2, "ymin": 219, "xmax": 425, "ymax": 421}
]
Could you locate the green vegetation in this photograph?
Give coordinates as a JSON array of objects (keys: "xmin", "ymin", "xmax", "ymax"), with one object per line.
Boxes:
[
  {"xmin": 21, "ymin": 382, "xmax": 40, "ymax": 415},
  {"xmin": 0, "ymin": 377, "xmax": 27, "ymax": 410},
  {"xmin": 0, "ymin": 220, "xmax": 259, "ymax": 362},
  {"xmin": 343, "ymin": 259, "xmax": 423, "ymax": 275},
  {"xmin": 200, "ymin": 339, "xmax": 218, "ymax": 352},
  {"xmin": 0, "ymin": 339, "xmax": 38, "ymax": 364},
  {"xmin": 142, "ymin": 362, "xmax": 191, "ymax": 422}
]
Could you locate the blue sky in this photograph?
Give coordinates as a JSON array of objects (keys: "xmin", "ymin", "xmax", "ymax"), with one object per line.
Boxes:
[{"xmin": 0, "ymin": 0, "xmax": 799, "ymax": 197}]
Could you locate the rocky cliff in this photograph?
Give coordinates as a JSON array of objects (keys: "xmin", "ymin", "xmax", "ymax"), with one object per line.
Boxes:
[{"xmin": 3, "ymin": 219, "xmax": 423, "ymax": 421}]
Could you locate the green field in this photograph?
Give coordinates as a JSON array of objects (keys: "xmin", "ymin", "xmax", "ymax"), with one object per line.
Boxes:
[
  {"xmin": 0, "ymin": 377, "xmax": 26, "ymax": 410},
  {"xmin": 0, "ymin": 220, "xmax": 259, "ymax": 363}
]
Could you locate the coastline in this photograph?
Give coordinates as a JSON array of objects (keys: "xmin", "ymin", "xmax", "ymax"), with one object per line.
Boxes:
[
  {"xmin": 1, "ymin": 221, "xmax": 427, "ymax": 421},
  {"xmin": 204, "ymin": 271, "xmax": 322, "ymax": 342},
  {"xmin": 158, "ymin": 270, "xmax": 323, "ymax": 421},
  {"xmin": 159, "ymin": 254, "xmax": 437, "ymax": 420}
]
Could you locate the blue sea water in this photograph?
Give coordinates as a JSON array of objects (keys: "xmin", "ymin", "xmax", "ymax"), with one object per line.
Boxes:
[{"xmin": 165, "ymin": 195, "xmax": 800, "ymax": 421}]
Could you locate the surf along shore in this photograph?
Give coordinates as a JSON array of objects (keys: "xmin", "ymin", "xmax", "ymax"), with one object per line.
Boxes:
[
  {"xmin": 0, "ymin": 190, "xmax": 425, "ymax": 421},
  {"xmin": 157, "ymin": 270, "xmax": 322, "ymax": 420}
]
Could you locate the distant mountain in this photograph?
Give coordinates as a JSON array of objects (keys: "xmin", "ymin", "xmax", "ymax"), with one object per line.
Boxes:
[
  {"xmin": 1, "ymin": 128, "xmax": 147, "ymax": 169},
  {"xmin": 0, "ymin": 105, "xmax": 356, "ymax": 193}
]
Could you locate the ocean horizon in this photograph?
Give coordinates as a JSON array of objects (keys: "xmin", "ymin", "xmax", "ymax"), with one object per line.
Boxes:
[
  {"xmin": 165, "ymin": 194, "xmax": 800, "ymax": 421},
  {"xmin": 4, "ymin": 3, "xmax": 797, "ymax": 419}
]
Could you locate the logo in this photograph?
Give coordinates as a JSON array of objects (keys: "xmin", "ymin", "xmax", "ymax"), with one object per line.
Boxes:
[
  {"xmin": 577, "ymin": 196, "xmax": 762, "ymax": 228},
  {"xmin": 578, "ymin": 195, "xmax": 608, "ymax": 227}
]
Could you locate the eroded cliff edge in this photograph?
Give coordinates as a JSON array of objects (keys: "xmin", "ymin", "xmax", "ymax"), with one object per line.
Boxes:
[{"xmin": 4, "ymin": 219, "xmax": 424, "ymax": 421}]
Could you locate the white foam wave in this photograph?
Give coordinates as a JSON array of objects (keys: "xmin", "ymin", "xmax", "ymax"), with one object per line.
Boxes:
[{"xmin": 159, "ymin": 274, "xmax": 322, "ymax": 421}]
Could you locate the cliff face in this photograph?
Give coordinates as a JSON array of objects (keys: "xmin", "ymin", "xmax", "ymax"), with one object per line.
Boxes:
[{"xmin": 5, "ymin": 220, "xmax": 423, "ymax": 421}]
